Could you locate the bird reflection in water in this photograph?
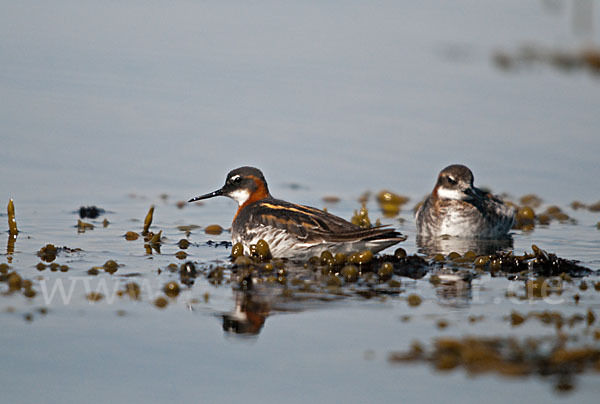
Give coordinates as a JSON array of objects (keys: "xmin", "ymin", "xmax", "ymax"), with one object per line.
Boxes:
[
  {"xmin": 221, "ymin": 291, "xmax": 271, "ymax": 335},
  {"xmin": 416, "ymin": 235, "xmax": 513, "ymax": 257},
  {"xmin": 219, "ymin": 278, "xmax": 339, "ymax": 336},
  {"xmin": 417, "ymin": 236, "xmax": 513, "ymax": 308},
  {"xmin": 432, "ymin": 271, "xmax": 475, "ymax": 308}
]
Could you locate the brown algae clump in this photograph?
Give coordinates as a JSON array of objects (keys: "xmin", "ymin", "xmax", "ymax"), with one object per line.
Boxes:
[
  {"xmin": 322, "ymin": 196, "xmax": 341, "ymax": 204},
  {"xmin": 7, "ymin": 272, "xmax": 23, "ymax": 291},
  {"xmin": 123, "ymin": 282, "xmax": 141, "ymax": 300},
  {"xmin": 125, "ymin": 231, "xmax": 139, "ymax": 241},
  {"xmin": 378, "ymin": 262, "xmax": 394, "ymax": 280},
  {"xmin": 23, "ymin": 286, "xmax": 36, "ymax": 299},
  {"xmin": 587, "ymin": 200, "xmax": 600, "ymax": 212},
  {"xmin": 77, "ymin": 220, "xmax": 94, "ymax": 232},
  {"xmin": 407, "ymin": 294, "xmax": 422, "ymax": 307},
  {"xmin": 231, "ymin": 242, "xmax": 244, "ymax": 259},
  {"xmin": 351, "ymin": 203, "xmax": 372, "ymax": 228},
  {"xmin": 349, "ymin": 250, "xmax": 373, "ymax": 265},
  {"xmin": 205, "ymin": 224, "xmax": 223, "ymax": 235},
  {"xmin": 87, "ymin": 267, "xmax": 100, "ymax": 276},
  {"xmin": 254, "ymin": 239, "xmax": 271, "ymax": 261},
  {"xmin": 394, "ymin": 248, "xmax": 407, "ymax": 260},
  {"xmin": 377, "ymin": 190, "xmax": 409, "ymax": 206},
  {"xmin": 437, "ymin": 319, "xmax": 449, "ymax": 329},
  {"xmin": 154, "ymin": 296, "xmax": 168, "ymax": 309},
  {"xmin": 377, "ymin": 190, "xmax": 409, "ymax": 217},
  {"xmin": 87, "ymin": 292, "xmax": 103, "ymax": 302},
  {"xmin": 320, "ymin": 250, "xmax": 334, "ymax": 266},
  {"xmin": 146, "ymin": 230, "xmax": 162, "ymax": 245},
  {"xmin": 570, "ymin": 201, "xmax": 586, "ymax": 210},
  {"xmin": 519, "ymin": 194, "xmax": 542, "ymax": 208},
  {"xmin": 542, "ymin": 206, "xmax": 573, "ymax": 223},
  {"xmin": 164, "ymin": 281, "xmax": 180, "ymax": 298},
  {"xmin": 509, "ymin": 311, "xmax": 526, "ymax": 326},
  {"xmin": 388, "ymin": 335, "xmax": 600, "ymax": 390},
  {"xmin": 177, "ymin": 224, "xmax": 201, "ymax": 232},
  {"xmin": 103, "ymin": 260, "xmax": 119, "ymax": 274},
  {"xmin": 447, "ymin": 252, "xmax": 461, "ymax": 261},
  {"xmin": 432, "ymin": 254, "xmax": 445, "ymax": 263},
  {"xmin": 514, "ymin": 206, "xmax": 535, "ymax": 230},
  {"xmin": 340, "ymin": 265, "xmax": 359, "ymax": 282},
  {"xmin": 334, "ymin": 253, "xmax": 347, "ymax": 266},
  {"xmin": 0, "ymin": 263, "xmax": 10, "ymax": 274},
  {"xmin": 37, "ymin": 244, "xmax": 58, "ymax": 262},
  {"xmin": 233, "ymin": 256, "xmax": 252, "ymax": 267}
]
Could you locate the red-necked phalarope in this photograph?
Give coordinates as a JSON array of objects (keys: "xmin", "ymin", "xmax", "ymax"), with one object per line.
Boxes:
[
  {"xmin": 415, "ymin": 164, "xmax": 515, "ymax": 238},
  {"xmin": 189, "ymin": 167, "xmax": 406, "ymax": 259}
]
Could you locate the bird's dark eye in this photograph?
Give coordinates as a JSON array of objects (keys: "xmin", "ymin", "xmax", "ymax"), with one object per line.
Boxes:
[
  {"xmin": 446, "ymin": 176, "xmax": 457, "ymax": 185},
  {"xmin": 231, "ymin": 176, "xmax": 242, "ymax": 184}
]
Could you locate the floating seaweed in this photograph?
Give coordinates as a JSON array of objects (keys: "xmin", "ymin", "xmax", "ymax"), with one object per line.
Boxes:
[
  {"xmin": 86, "ymin": 292, "xmax": 103, "ymax": 302},
  {"xmin": 36, "ymin": 244, "xmax": 81, "ymax": 263},
  {"xmin": 519, "ymin": 194, "xmax": 543, "ymax": 208},
  {"xmin": 142, "ymin": 205, "xmax": 154, "ymax": 236},
  {"xmin": 204, "ymin": 224, "xmax": 224, "ymax": 235},
  {"xmin": 513, "ymin": 202, "xmax": 575, "ymax": 231},
  {"xmin": 103, "ymin": 260, "xmax": 119, "ymax": 274},
  {"xmin": 163, "ymin": 281, "xmax": 180, "ymax": 298},
  {"xmin": 322, "ymin": 196, "xmax": 340, "ymax": 204},
  {"xmin": 7, "ymin": 199, "xmax": 18, "ymax": 236},
  {"xmin": 124, "ymin": 231, "xmax": 139, "ymax": 240},
  {"xmin": 477, "ymin": 244, "xmax": 592, "ymax": 277},
  {"xmin": 154, "ymin": 296, "xmax": 168, "ymax": 308},
  {"xmin": 389, "ymin": 335, "xmax": 600, "ymax": 393},
  {"xmin": 77, "ymin": 220, "xmax": 94, "ymax": 233},
  {"xmin": 492, "ymin": 45, "xmax": 600, "ymax": 78},
  {"xmin": 351, "ymin": 203, "xmax": 372, "ymax": 228},
  {"xmin": 588, "ymin": 201, "xmax": 600, "ymax": 212},
  {"xmin": 146, "ymin": 230, "xmax": 162, "ymax": 245},
  {"xmin": 143, "ymin": 230, "xmax": 162, "ymax": 254},
  {"xmin": 506, "ymin": 309, "xmax": 596, "ymax": 329},
  {"xmin": 116, "ymin": 282, "xmax": 141, "ymax": 300},
  {"xmin": 376, "ymin": 190, "xmax": 409, "ymax": 218}
]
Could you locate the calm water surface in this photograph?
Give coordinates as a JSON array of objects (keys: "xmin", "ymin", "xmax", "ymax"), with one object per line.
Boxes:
[{"xmin": 1, "ymin": 1, "xmax": 599, "ymax": 403}]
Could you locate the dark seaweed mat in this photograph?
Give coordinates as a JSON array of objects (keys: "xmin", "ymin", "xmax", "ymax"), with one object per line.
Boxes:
[
  {"xmin": 77, "ymin": 206, "xmax": 105, "ymax": 219},
  {"xmin": 205, "ymin": 240, "xmax": 233, "ymax": 249},
  {"xmin": 177, "ymin": 244, "xmax": 593, "ymax": 294},
  {"xmin": 483, "ymin": 245, "xmax": 592, "ymax": 278}
]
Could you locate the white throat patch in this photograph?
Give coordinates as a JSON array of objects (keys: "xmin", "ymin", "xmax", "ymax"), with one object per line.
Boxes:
[
  {"xmin": 437, "ymin": 187, "xmax": 466, "ymax": 200},
  {"xmin": 229, "ymin": 189, "xmax": 250, "ymax": 206}
]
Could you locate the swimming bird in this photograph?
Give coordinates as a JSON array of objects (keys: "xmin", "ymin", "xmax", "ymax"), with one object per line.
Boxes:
[
  {"xmin": 189, "ymin": 166, "xmax": 406, "ymax": 259},
  {"xmin": 415, "ymin": 164, "xmax": 515, "ymax": 238}
]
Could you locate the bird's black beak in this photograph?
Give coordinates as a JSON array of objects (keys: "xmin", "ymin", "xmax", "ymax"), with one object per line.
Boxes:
[
  {"xmin": 463, "ymin": 187, "xmax": 477, "ymax": 201},
  {"xmin": 188, "ymin": 188, "xmax": 224, "ymax": 202}
]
